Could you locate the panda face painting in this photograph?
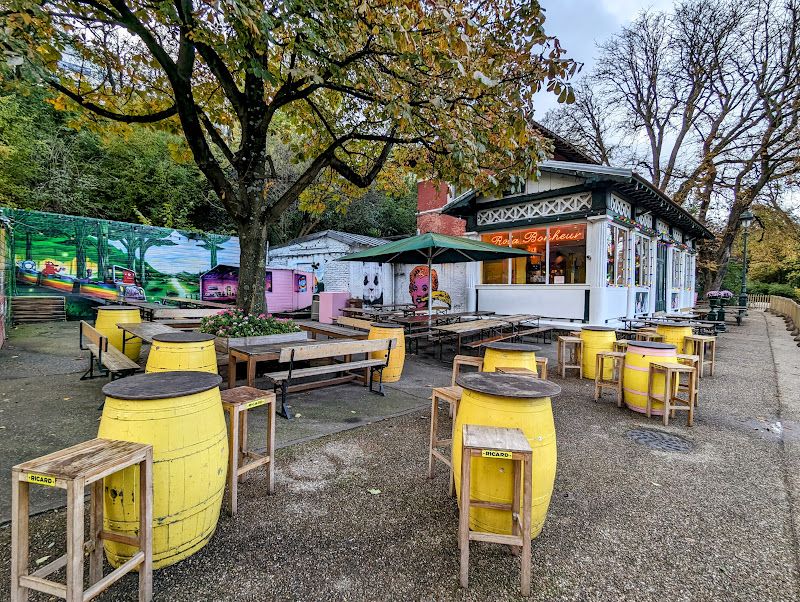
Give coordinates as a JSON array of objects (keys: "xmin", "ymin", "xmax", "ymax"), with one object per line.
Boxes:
[{"xmin": 362, "ymin": 263, "xmax": 383, "ymax": 305}]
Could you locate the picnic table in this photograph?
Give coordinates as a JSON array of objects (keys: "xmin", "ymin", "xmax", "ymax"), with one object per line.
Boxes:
[
  {"xmin": 116, "ymin": 322, "xmax": 178, "ymax": 355},
  {"xmin": 163, "ymin": 296, "xmax": 231, "ymax": 309},
  {"xmin": 227, "ymin": 338, "xmax": 358, "ymax": 389},
  {"xmin": 296, "ymin": 320, "xmax": 370, "ymax": 340},
  {"xmin": 123, "ymin": 300, "xmax": 167, "ymax": 321},
  {"xmin": 433, "ymin": 318, "xmax": 511, "ymax": 357},
  {"xmin": 390, "ymin": 310, "xmax": 495, "ymax": 331}
]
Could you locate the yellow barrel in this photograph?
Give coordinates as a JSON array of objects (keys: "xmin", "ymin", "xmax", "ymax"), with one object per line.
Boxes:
[
  {"xmin": 145, "ymin": 332, "xmax": 218, "ymax": 374},
  {"xmin": 98, "ymin": 372, "xmax": 227, "ymax": 569},
  {"xmin": 623, "ymin": 341, "xmax": 677, "ymax": 416},
  {"xmin": 95, "ymin": 305, "xmax": 141, "ymax": 361},
  {"xmin": 655, "ymin": 321, "xmax": 693, "ymax": 350},
  {"xmin": 368, "ymin": 322, "xmax": 405, "ymax": 382},
  {"xmin": 453, "ymin": 372, "xmax": 561, "ymax": 539},
  {"xmin": 482, "ymin": 341, "xmax": 540, "ymax": 373},
  {"xmin": 580, "ymin": 326, "xmax": 617, "ymax": 380}
]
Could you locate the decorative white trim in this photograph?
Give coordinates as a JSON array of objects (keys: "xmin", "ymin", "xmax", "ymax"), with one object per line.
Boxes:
[
  {"xmin": 635, "ymin": 212, "xmax": 653, "ymax": 229},
  {"xmin": 656, "ymin": 219, "xmax": 669, "ymax": 235},
  {"xmin": 476, "ymin": 192, "xmax": 591, "ymax": 226},
  {"xmin": 608, "ymin": 194, "xmax": 632, "ymax": 218}
]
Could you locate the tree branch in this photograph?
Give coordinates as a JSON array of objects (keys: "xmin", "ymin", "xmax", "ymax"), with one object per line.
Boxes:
[{"xmin": 50, "ymin": 81, "xmax": 178, "ymax": 123}]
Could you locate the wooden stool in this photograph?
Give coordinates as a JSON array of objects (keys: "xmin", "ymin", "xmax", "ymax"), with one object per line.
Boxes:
[
  {"xmin": 593, "ymin": 351, "xmax": 625, "ymax": 407},
  {"xmin": 613, "ymin": 340, "xmax": 629, "ymax": 353},
  {"xmin": 496, "ymin": 366, "xmax": 537, "ymax": 377},
  {"xmin": 428, "ymin": 355, "xmax": 483, "ymax": 495},
  {"xmin": 646, "ymin": 362, "xmax": 697, "ymax": 426},
  {"xmin": 11, "ymin": 438, "xmax": 153, "ymax": 602},
  {"xmin": 676, "ymin": 354, "xmax": 700, "ymax": 404},
  {"xmin": 537, "ymin": 357, "xmax": 548, "ymax": 379},
  {"xmin": 683, "ymin": 335, "xmax": 716, "ymax": 377},
  {"xmin": 220, "ymin": 386, "xmax": 276, "ymax": 516},
  {"xmin": 635, "ymin": 330, "xmax": 664, "ymax": 342},
  {"xmin": 557, "ymin": 336, "xmax": 583, "ymax": 378},
  {"xmin": 459, "ymin": 425, "xmax": 533, "ymax": 596}
]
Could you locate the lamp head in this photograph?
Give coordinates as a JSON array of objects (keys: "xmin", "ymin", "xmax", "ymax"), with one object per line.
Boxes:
[{"xmin": 739, "ymin": 210, "xmax": 754, "ymax": 229}]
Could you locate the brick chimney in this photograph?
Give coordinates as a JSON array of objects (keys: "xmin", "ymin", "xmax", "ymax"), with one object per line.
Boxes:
[{"xmin": 416, "ymin": 180, "xmax": 466, "ymax": 236}]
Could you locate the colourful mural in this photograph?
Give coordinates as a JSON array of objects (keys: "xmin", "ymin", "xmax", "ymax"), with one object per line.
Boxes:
[
  {"xmin": 200, "ymin": 264, "xmax": 313, "ymax": 313},
  {"xmin": 408, "ymin": 265, "xmax": 451, "ymax": 309},
  {"xmin": 6, "ymin": 207, "xmax": 244, "ymax": 318}
]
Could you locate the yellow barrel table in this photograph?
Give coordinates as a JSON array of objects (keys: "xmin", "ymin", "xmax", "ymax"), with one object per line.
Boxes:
[
  {"xmin": 482, "ymin": 341, "xmax": 541, "ymax": 373},
  {"xmin": 98, "ymin": 371, "xmax": 227, "ymax": 569},
  {"xmin": 145, "ymin": 332, "xmax": 218, "ymax": 374},
  {"xmin": 453, "ymin": 372, "xmax": 561, "ymax": 539},
  {"xmin": 655, "ymin": 321, "xmax": 694, "ymax": 350},
  {"xmin": 580, "ymin": 326, "xmax": 617, "ymax": 380},
  {"xmin": 368, "ymin": 322, "xmax": 405, "ymax": 382},
  {"xmin": 95, "ymin": 305, "xmax": 141, "ymax": 361},
  {"xmin": 623, "ymin": 341, "xmax": 678, "ymax": 416}
]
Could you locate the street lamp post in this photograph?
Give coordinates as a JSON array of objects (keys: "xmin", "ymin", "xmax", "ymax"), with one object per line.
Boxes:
[{"xmin": 738, "ymin": 210, "xmax": 754, "ymax": 312}]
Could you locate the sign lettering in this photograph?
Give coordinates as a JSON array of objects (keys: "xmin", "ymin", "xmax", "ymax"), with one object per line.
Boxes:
[
  {"xmin": 481, "ymin": 450, "xmax": 513, "ymax": 459},
  {"xmin": 489, "ymin": 227, "xmax": 584, "ymax": 248},
  {"xmin": 26, "ymin": 473, "xmax": 56, "ymax": 487},
  {"xmin": 245, "ymin": 398, "xmax": 267, "ymax": 410}
]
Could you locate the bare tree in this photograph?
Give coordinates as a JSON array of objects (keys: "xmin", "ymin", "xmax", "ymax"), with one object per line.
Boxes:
[{"xmin": 545, "ymin": 0, "xmax": 800, "ymax": 291}]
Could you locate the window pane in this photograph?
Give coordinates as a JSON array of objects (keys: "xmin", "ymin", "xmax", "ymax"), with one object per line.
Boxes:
[
  {"xmin": 615, "ymin": 227, "xmax": 627, "ymax": 286},
  {"xmin": 509, "ymin": 227, "xmax": 547, "ymax": 284},
  {"xmin": 548, "ymin": 224, "xmax": 586, "ymax": 284},
  {"xmin": 606, "ymin": 226, "xmax": 615, "ymax": 286},
  {"xmin": 635, "ymin": 235, "xmax": 650, "ymax": 287},
  {"xmin": 481, "ymin": 233, "xmax": 509, "ymax": 284}
]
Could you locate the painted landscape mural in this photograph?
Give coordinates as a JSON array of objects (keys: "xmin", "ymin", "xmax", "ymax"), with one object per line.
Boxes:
[{"xmin": 6, "ymin": 208, "xmax": 245, "ymax": 317}]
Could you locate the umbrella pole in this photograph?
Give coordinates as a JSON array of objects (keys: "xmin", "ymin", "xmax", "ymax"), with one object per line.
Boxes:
[{"xmin": 427, "ymin": 255, "xmax": 433, "ymax": 326}]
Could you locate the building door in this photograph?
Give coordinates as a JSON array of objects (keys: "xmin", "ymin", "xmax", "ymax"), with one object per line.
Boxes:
[{"xmin": 655, "ymin": 242, "xmax": 667, "ymax": 312}]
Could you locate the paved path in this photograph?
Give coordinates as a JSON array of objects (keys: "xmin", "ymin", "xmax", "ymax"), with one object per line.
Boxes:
[{"xmin": 0, "ymin": 313, "xmax": 798, "ymax": 600}]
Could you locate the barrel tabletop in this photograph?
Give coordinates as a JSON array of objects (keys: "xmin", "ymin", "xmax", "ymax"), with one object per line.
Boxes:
[
  {"xmin": 95, "ymin": 305, "xmax": 140, "ymax": 311},
  {"xmin": 626, "ymin": 341, "xmax": 677, "ymax": 350},
  {"xmin": 653, "ymin": 320, "xmax": 693, "ymax": 327},
  {"xmin": 370, "ymin": 322, "xmax": 404, "ymax": 328},
  {"xmin": 581, "ymin": 325, "xmax": 616, "ymax": 332},
  {"xmin": 456, "ymin": 372, "xmax": 561, "ymax": 399},
  {"xmin": 483, "ymin": 341, "xmax": 542, "ymax": 353},
  {"xmin": 152, "ymin": 332, "xmax": 216, "ymax": 343},
  {"xmin": 103, "ymin": 371, "xmax": 222, "ymax": 400}
]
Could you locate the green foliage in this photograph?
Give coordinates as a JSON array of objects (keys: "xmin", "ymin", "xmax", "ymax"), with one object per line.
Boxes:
[
  {"xmin": 746, "ymin": 281, "xmax": 799, "ymax": 301},
  {"xmin": 0, "ymin": 83, "xmax": 214, "ymax": 230},
  {"xmin": 199, "ymin": 309, "xmax": 300, "ymax": 337}
]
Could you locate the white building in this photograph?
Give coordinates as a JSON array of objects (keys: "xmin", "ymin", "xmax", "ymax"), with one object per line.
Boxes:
[
  {"xmin": 267, "ymin": 230, "xmax": 394, "ymax": 305},
  {"xmin": 434, "ymin": 161, "xmax": 712, "ymax": 324}
]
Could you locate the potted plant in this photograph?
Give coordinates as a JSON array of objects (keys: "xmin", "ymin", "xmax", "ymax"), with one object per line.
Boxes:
[{"xmin": 200, "ymin": 309, "xmax": 306, "ymax": 353}]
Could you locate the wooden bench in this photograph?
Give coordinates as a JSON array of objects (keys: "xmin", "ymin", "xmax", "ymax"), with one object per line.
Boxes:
[
  {"xmin": 406, "ymin": 330, "xmax": 436, "ymax": 354},
  {"xmin": 79, "ymin": 321, "xmax": 140, "ymax": 381},
  {"xmin": 150, "ymin": 308, "xmax": 221, "ymax": 321},
  {"xmin": 516, "ymin": 326, "xmax": 554, "ymax": 344},
  {"xmin": 263, "ymin": 338, "xmax": 395, "ymax": 418},
  {"xmin": 335, "ymin": 316, "xmax": 372, "ymax": 331}
]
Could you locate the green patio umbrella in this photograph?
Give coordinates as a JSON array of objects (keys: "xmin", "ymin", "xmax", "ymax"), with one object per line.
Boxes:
[{"xmin": 337, "ymin": 232, "xmax": 532, "ymax": 318}]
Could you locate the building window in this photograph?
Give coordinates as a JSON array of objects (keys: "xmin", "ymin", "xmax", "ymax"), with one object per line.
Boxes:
[
  {"xmin": 480, "ymin": 223, "xmax": 586, "ymax": 285},
  {"xmin": 607, "ymin": 223, "xmax": 628, "ymax": 286},
  {"xmin": 634, "ymin": 234, "xmax": 651, "ymax": 287},
  {"xmin": 481, "ymin": 233, "xmax": 509, "ymax": 284},
  {"xmin": 672, "ymin": 248, "xmax": 683, "ymax": 289}
]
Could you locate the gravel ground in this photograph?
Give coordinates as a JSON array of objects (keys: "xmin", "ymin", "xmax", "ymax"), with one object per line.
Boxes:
[{"xmin": 0, "ymin": 311, "xmax": 798, "ymax": 601}]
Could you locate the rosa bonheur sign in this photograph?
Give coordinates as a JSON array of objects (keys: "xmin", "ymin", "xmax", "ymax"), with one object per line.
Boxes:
[{"xmin": 490, "ymin": 227, "xmax": 585, "ymax": 247}]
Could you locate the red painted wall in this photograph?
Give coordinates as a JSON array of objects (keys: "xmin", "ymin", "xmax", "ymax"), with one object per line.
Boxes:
[{"xmin": 416, "ymin": 180, "xmax": 465, "ymax": 236}]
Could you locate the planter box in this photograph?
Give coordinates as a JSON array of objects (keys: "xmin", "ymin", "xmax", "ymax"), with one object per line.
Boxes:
[{"xmin": 214, "ymin": 330, "xmax": 307, "ymax": 353}]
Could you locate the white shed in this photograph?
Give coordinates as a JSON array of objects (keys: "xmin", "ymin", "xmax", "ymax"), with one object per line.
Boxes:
[{"xmin": 267, "ymin": 230, "xmax": 394, "ymax": 305}]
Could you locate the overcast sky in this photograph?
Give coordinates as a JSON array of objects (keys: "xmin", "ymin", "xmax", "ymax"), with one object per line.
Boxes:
[{"xmin": 534, "ymin": 0, "xmax": 674, "ymax": 117}]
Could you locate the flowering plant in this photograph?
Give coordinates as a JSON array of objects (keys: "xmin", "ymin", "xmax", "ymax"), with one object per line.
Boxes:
[
  {"xmin": 199, "ymin": 308, "xmax": 300, "ymax": 338},
  {"xmin": 706, "ymin": 290, "xmax": 734, "ymax": 299}
]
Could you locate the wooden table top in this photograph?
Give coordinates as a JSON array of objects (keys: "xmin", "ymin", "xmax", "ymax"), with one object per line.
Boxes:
[
  {"xmin": 496, "ymin": 313, "xmax": 540, "ymax": 324},
  {"xmin": 391, "ymin": 310, "xmax": 494, "ymax": 325},
  {"xmin": 163, "ymin": 296, "xmax": 231, "ymax": 308},
  {"xmin": 116, "ymin": 322, "xmax": 178, "ymax": 343},
  {"xmin": 296, "ymin": 321, "xmax": 369, "ymax": 339},
  {"xmin": 434, "ymin": 318, "xmax": 509, "ymax": 335},
  {"xmin": 229, "ymin": 338, "xmax": 354, "ymax": 359}
]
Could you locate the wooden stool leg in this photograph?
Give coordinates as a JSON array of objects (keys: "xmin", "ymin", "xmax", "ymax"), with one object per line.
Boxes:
[
  {"xmin": 266, "ymin": 399, "xmax": 276, "ymax": 495},
  {"xmin": 227, "ymin": 407, "xmax": 240, "ymax": 516},
  {"xmin": 688, "ymin": 370, "xmax": 696, "ymax": 427},
  {"xmin": 521, "ymin": 454, "xmax": 532, "ymax": 597},
  {"xmin": 616, "ymin": 357, "xmax": 623, "ymax": 407},
  {"xmin": 697, "ymin": 343, "xmax": 705, "ymax": 378},
  {"xmin": 593, "ymin": 355, "xmax": 602, "ymax": 401},
  {"xmin": 709, "ymin": 341, "xmax": 716, "ymax": 377},
  {"xmin": 89, "ymin": 479, "xmax": 104, "ymax": 585},
  {"xmin": 139, "ymin": 451, "xmax": 154, "ymax": 602},
  {"xmin": 459, "ymin": 450, "xmax": 471, "ymax": 588},
  {"xmin": 11, "ymin": 476, "xmax": 30, "ymax": 602},
  {"xmin": 663, "ymin": 370, "xmax": 672, "ymax": 426},
  {"xmin": 427, "ymin": 394, "xmax": 439, "ymax": 479},
  {"xmin": 66, "ymin": 479, "xmax": 85, "ymax": 602},
  {"xmin": 511, "ymin": 458, "xmax": 521, "ymax": 547},
  {"xmin": 448, "ymin": 399, "xmax": 458, "ymax": 498},
  {"xmin": 646, "ymin": 367, "xmax": 654, "ymax": 418},
  {"xmin": 238, "ymin": 409, "xmax": 248, "ymax": 483}
]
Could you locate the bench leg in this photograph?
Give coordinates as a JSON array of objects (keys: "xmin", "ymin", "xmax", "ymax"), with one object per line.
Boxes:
[
  {"xmin": 277, "ymin": 382, "xmax": 293, "ymax": 420},
  {"xmin": 80, "ymin": 354, "xmax": 96, "ymax": 380},
  {"xmin": 369, "ymin": 367, "xmax": 385, "ymax": 396}
]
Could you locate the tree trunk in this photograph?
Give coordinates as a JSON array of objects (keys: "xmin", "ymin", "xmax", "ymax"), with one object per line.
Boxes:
[
  {"xmin": 96, "ymin": 222, "xmax": 108, "ymax": 279},
  {"xmin": 236, "ymin": 220, "xmax": 269, "ymax": 314}
]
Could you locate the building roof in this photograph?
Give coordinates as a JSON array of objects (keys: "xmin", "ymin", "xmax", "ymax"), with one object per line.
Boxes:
[
  {"xmin": 532, "ymin": 122, "xmax": 598, "ymax": 165},
  {"xmin": 443, "ymin": 161, "xmax": 713, "ymax": 239},
  {"xmin": 269, "ymin": 229, "xmax": 389, "ymax": 251}
]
